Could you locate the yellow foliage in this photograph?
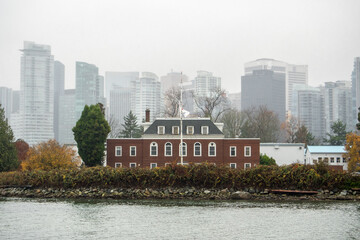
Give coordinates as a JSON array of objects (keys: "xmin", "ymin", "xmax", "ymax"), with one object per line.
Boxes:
[
  {"xmin": 21, "ymin": 139, "xmax": 81, "ymax": 171},
  {"xmin": 343, "ymin": 133, "xmax": 360, "ymax": 172}
]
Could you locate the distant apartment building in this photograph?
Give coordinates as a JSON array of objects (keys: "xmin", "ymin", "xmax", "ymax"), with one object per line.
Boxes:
[
  {"xmin": 193, "ymin": 71, "xmax": 221, "ymax": 97},
  {"xmin": 58, "ymin": 89, "xmax": 76, "ymax": 144},
  {"xmin": 160, "ymin": 71, "xmax": 189, "ymax": 94},
  {"xmin": 11, "ymin": 90, "xmax": 20, "ymax": 114},
  {"xmin": 241, "ymin": 69, "xmax": 286, "ymax": 121},
  {"xmin": 12, "ymin": 41, "xmax": 54, "ymax": 145},
  {"xmin": 352, "ymin": 57, "xmax": 360, "ymax": 126},
  {"xmin": 54, "ymin": 61, "xmax": 65, "ymax": 142},
  {"xmin": 75, "ymin": 61, "xmax": 105, "ymax": 119},
  {"xmin": 321, "ymin": 81, "xmax": 353, "ymax": 133},
  {"xmin": 292, "ymin": 84, "xmax": 325, "ymax": 139},
  {"xmin": 228, "ymin": 92, "xmax": 241, "ymax": 111},
  {"xmin": 0, "ymin": 87, "xmax": 13, "ymax": 121}
]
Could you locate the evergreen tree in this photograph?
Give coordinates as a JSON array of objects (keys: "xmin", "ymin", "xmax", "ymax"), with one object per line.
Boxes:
[
  {"xmin": 294, "ymin": 125, "xmax": 316, "ymax": 147},
  {"xmin": 72, "ymin": 104, "xmax": 110, "ymax": 167},
  {"xmin": 324, "ymin": 120, "xmax": 348, "ymax": 145},
  {"xmin": 260, "ymin": 154, "xmax": 277, "ymax": 165},
  {"xmin": 0, "ymin": 105, "xmax": 18, "ymax": 171},
  {"xmin": 120, "ymin": 111, "xmax": 142, "ymax": 138},
  {"xmin": 357, "ymin": 107, "xmax": 360, "ymax": 131}
]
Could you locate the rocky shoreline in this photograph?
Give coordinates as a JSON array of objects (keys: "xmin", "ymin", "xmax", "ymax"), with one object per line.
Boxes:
[{"xmin": 1, "ymin": 186, "xmax": 360, "ymax": 201}]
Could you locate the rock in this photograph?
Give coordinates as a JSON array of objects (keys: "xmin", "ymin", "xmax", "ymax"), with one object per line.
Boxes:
[
  {"xmin": 204, "ymin": 190, "xmax": 211, "ymax": 194},
  {"xmin": 340, "ymin": 190, "xmax": 348, "ymax": 196},
  {"xmin": 263, "ymin": 189, "xmax": 269, "ymax": 194},
  {"xmin": 220, "ymin": 188, "xmax": 228, "ymax": 194},
  {"xmin": 231, "ymin": 191, "xmax": 251, "ymax": 200},
  {"xmin": 324, "ymin": 190, "xmax": 330, "ymax": 194}
]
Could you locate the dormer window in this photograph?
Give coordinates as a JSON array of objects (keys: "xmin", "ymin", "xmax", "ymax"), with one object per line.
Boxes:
[
  {"xmin": 201, "ymin": 126, "xmax": 209, "ymax": 135},
  {"xmin": 172, "ymin": 126, "xmax": 180, "ymax": 135},
  {"xmin": 187, "ymin": 126, "xmax": 194, "ymax": 135},
  {"xmin": 158, "ymin": 126, "xmax": 165, "ymax": 135}
]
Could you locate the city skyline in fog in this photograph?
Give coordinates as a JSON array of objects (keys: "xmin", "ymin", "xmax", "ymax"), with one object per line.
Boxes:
[{"xmin": 0, "ymin": 0, "xmax": 360, "ymax": 93}]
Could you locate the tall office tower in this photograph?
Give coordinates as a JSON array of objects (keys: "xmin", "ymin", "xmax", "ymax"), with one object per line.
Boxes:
[
  {"xmin": 245, "ymin": 59, "xmax": 308, "ymax": 114},
  {"xmin": 75, "ymin": 61, "xmax": 105, "ymax": 119},
  {"xmin": 160, "ymin": 71, "xmax": 189, "ymax": 94},
  {"xmin": 0, "ymin": 87, "xmax": 13, "ymax": 121},
  {"xmin": 241, "ymin": 69, "xmax": 286, "ymax": 122},
  {"xmin": 352, "ymin": 57, "xmax": 360, "ymax": 126},
  {"xmin": 12, "ymin": 41, "xmax": 54, "ymax": 145},
  {"xmin": 228, "ymin": 92, "xmax": 241, "ymax": 111},
  {"xmin": 322, "ymin": 81, "xmax": 353, "ymax": 133},
  {"xmin": 11, "ymin": 90, "xmax": 20, "ymax": 114},
  {"xmin": 193, "ymin": 71, "xmax": 221, "ymax": 97},
  {"xmin": 54, "ymin": 61, "xmax": 65, "ymax": 142},
  {"xmin": 134, "ymin": 72, "xmax": 162, "ymax": 122},
  {"xmin": 292, "ymin": 84, "xmax": 325, "ymax": 139},
  {"xmin": 58, "ymin": 89, "xmax": 76, "ymax": 144}
]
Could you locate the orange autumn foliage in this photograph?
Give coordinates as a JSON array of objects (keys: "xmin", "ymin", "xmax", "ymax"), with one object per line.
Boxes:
[
  {"xmin": 21, "ymin": 139, "xmax": 80, "ymax": 171},
  {"xmin": 344, "ymin": 133, "xmax": 360, "ymax": 172}
]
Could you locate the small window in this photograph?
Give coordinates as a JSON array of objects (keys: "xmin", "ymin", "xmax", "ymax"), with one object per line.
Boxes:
[
  {"xmin": 201, "ymin": 126, "xmax": 209, "ymax": 135},
  {"xmin": 187, "ymin": 126, "xmax": 194, "ymax": 135},
  {"xmin": 150, "ymin": 142, "xmax": 158, "ymax": 156},
  {"xmin": 230, "ymin": 146, "xmax": 236, "ymax": 157},
  {"xmin": 343, "ymin": 158, "xmax": 347, "ymax": 163},
  {"xmin": 165, "ymin": 163, "xmax": 171, "ymax": 167},
  {"xmin": 165, "ymin": 142, "xmax": 172, "ymax": 156},
  {"xmin": 244, "ymin": 163, "xmax": 251, "ymax": 169},
  {"xmin": 130, "ymin": 146, "xmax": 136, "ymax": 156},
  {"xmin": 336, "ymin": 157, "xmax": 340, "ymax": 163},
  {"xmin": 244, "ymin": 146, "xmax": 251, "ymax": 157},
  {"xmin": 172, "ymin": 126, "xmax": 180, "ymax": 135},
  {"xmin": 158, "ymin": 126, "xmax": 165, "ymax": 135},
  {"xmin": 129, "ymin": 163, "xmax": 136, "ymax": 168},
  {"xmin": 330, "ymin": 157, "xmax": 334, "ymax": 163},
  {"xmin": 318, "ymin": 157, "xmax": 322, "ymax": 162},
  {"xmin": 115, "ymin": 162, "xmax": 122, "ymax": 168},
  {"xmin": 313, "ymin": 159, "xmax": 318, "ymax": 164},
  {"xmin": 179, "ymin": 142, "xmax": 187, "ymax": 157},
  {"xmin": 194, "ymin": 142, "xmax": 201, "ymax": 156},
  {"xmin": 208, "ymin": 142, "xmax": 216, "ymax": 156},
  {"xmin": 150, "ymin": 163, "xmax": 157, "ymax": 169},
  {"xmin": 324, "ymin": 158, "xmax": 329, "ymax": 163},
  {"xmin": 115, "ymin": 146, "xmax": 122, "ymax": 156},
  {"xmin": 230, "ymin": 163, "xmax": 236, "ymax": 169}
]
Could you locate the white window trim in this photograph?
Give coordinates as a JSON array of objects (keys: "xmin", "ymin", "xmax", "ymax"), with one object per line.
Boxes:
[
  {"xmin": 130, "ymin": 146, "xmax": 136, "ymax": 156},
  {"xmin": 158, "ymin": 126, "xmax": 165, "ymax": 135},
  {"xmin": 129, "ymin": 162, "xmax": 137, "ymax": 168},
  {"xmin": 244, "ymin": 146, "xmax": 251, "ymax": 157},
  {"xmin": 201, "ymin": 126, "xmax": 209, "ymax": 135},
  {"xmin": 208, "ymin": 142, "xmax": 216, "ymax": 157},
  {"xmin": 244, "ymin": 163, "xmax": 251, "ymax": 169},
  {"xmin": 230, "ymin": 163, "xmax": 237, "ymax": 169},
  {"xmin": 187, "ymin": 126, "xmax": 194, "ymax": 135},
  {"xmin": 172, "ymin": 126, "xmax": 180, "ymax": 135},
  {"xmin": 115, "ymin": 146, "xmax": 122, "ymax": 156},
  {"xmin": 165, "ymin": 142, "xmax": 173, "ymax": 156},
  {"xmin": 194, "ymin": 142, "xmax": 202, "ymax": 157},
  {"xmin": 179, "ymin": 142, "xmax": 187, "ymax": 157},
  {"xmin": 150, "ymin": 142, "xmax": 158, "ymax": 156},
  {"xmin": 150, "ymin": 163, "xmax": 157, "ymax": 169},
  {"xmin": 230, "ymin": 146, "xmax": 236, "ymax": 157},
  {"xmin": 115, "ymin": 162, "xmax": 122, "ymax": 168}
]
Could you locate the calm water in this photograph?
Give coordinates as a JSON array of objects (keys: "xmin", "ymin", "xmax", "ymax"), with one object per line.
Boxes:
[{"xmin": 0, "ymin": 198, "xmax": 359, "ymax": 240}]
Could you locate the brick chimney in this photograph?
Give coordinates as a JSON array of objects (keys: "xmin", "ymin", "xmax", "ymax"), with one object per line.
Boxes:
[{"xmin": 145, "ymin": 109, "xmax": 150, "ymax": 122}]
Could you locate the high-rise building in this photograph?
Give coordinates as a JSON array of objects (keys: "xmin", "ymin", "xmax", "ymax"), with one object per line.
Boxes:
[
  {"xmin": 0, "ymin": 87, "xmax": 13, "ymax": 121},
  {"xmin": 352, "ymin": 57, "xmax": 360, "ymax": 126},
  {"xmin": 241, "ymin": 69, "xmax": 286, "ymax": 121},
  {"xmin": 193, "ymin": 71, "xmax": 221, "ymax": 97},
  {"xmin": 12, "ymin": 90, "xmax": 20, "ymax": 114},
  {"xmin": 12, "ymin": 41, "xmax": 54, "ymax": 145},
  {"xmin": 75, "ymin": 61, "xmax": 105, "ymax": 119},
  {"xmin": 228, "ymin": 92, "xmax": 241, "ymax": 111},
  {"xmin": 160, "ymin": 71, "xmax": 189, "ymax": 94},
  {"xmin": 292, "ymin": 84, "xmax": 325, "ymax": 139},
  {"xmin": 321, "ymin": 81, "xmax": 353, "ymax": 133},
  {"xmin": 54, "ymin": 61, "xmax": 65, "ymax": 142},
  {"xmin": 58, "ymin": 89, "xmax": 76, "ymax": 144}
]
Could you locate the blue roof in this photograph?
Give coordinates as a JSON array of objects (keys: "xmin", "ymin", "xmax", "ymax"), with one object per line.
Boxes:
[{"xmin": 307, "ymin": 146, "xmax": 345, "ymax": 154}]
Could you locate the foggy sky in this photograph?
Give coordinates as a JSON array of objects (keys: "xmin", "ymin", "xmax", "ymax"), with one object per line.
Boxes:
[{"xmin": 0, "ymin": 0, "xmax": 360, "ymax": 93}]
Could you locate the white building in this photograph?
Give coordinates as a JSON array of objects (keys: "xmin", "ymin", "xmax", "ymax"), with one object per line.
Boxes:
[
  {"xmin": 305, "ymin": 146, "xmax": 348, "ymax": 170},
  {"xmin": 13, "ymin": 41, "xmax": 54, "ymax": 145},
  {"xmin": 260, "ymin": 143, "xmax": 305, "ymax": 165},
  {"xmin": 160, "ymin": 71, "xmax": 189, "ymax": 94},
  {"xmin": 0, "ymin": 87, "xmax": 13, "ymax": 121},
  {"xmin": 58, "ymin": 89, "xmax": 76, "ymax": 144},
  {"xmin": 193, "ymin": 71, "xmax": 221, "ymax": 97}
]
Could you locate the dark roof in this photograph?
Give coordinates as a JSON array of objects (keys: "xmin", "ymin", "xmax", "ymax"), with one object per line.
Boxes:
[{"xmin": 144, "ymin": 119, "xmax": 223, "ymax": 135}]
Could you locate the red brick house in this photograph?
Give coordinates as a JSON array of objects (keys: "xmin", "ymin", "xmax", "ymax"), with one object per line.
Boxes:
[{"xmin": 106, "ymin": 117, "xmax": 260, "ymax": 169}]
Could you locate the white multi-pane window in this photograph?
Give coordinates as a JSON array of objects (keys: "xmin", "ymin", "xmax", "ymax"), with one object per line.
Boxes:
[
  {"xmin": 179, "ymin": 142, "xmax": 187, "ymax": 156},
  {"xmin": 150, "ymin": 142, "xmax": 158, "ymax": 156},
  {"xmin": 244, "ymin": 146, "xmax": 251, "ymax": 157},
  {"xmin": 165, "ymin": 142, "xmax": 172, "ymax": 156},
  {"xmin": 230, "ymin": 146, "xmax": 236, "ymax": 157},
  {"xmin": 201, "ymin": 126, "xmax": 209, "ymax": 135},
  {"xmin": 130, "ymin": 146, "xmax": 136, "ymax": 156},
  {"xmin": 330, "ymin": 157, "xmax": 334, "ymax": 163},
  {"xmin": 244, "ymin": 163, "xmax": 251, "ymax": 169},
  {"xmin": 194, "ymin": 142, "xmax": 201, "ymax": 156},
  {"xmin": 130, "ymin": 163, "xmax": 136, "ymax": 168},
  {"xmin": 336, "ymin": 157, "xmax": 340, "ymax": 163},
  {"xmin": 115, "ymin": 162, "xmax": 122, "ymax": 168},
  {"xmin": 230, "ymin": 163, "xmax": 236, "ymax": 169},
  {"xmin": 115, "ymin": 146, "xmax": 122, "ymax": 156},
  {"xmin": 208, "ymin": 142, "xmax": 216, "ymax": 156},
  {"xmin": 150, "ymin": 163, "xmax": 157, "ymax": 169},
  {"xmin": 172, "ymin": 126, "xmax": 180, "ymax": 135},
  {"xmin": 187, "ymin": 126, "xmax": 194, "ymax": 135},
  {"xmin": 158, "ymin": 126, "xmax": 165, "ymax": 135}
]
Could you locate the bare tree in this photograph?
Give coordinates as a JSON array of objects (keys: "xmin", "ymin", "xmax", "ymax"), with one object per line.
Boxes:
[
  {"xmin": 192, "ymin": 87, "xmax": 230, "ymax": 122},
  {"xmin": 220, "ymin": 109, "xmax": 245, "ymax": 138},
  {"xmin": 107, "ymin": 114, "xmax": 122, "ymax": 138},
  {"xmin": 280, "ymin": 115, "xmax": 300, "ymax": 143},
  {"xmin": 163, "ymin": 87, "xmax": 180, "ymax": 117}
]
